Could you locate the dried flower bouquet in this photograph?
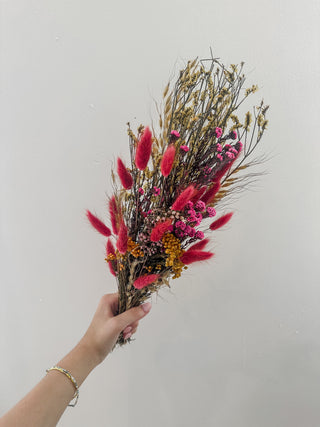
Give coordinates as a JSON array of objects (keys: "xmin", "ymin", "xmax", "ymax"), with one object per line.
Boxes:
[{"xmin": 86, "ymin": 52, "xmax": 269, "ymax": 346}]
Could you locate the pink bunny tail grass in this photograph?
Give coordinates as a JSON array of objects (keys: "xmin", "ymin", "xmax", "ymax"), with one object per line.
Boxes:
[
  {"xmin": 209, "ymin": 212, "xmax": 233, "ymax": 230},
  {"xmin": 117, "ymin": 157, "xmax": 133, "ymax": 189},
  {"xmin": 160, "ymin": 145, "xmax": 176, "ymax": 177},
  {"xmin": 150, "ymin": 219, "xmax": 172, "ymax": 242},
  {"xmin": 213, "ymin": 161, "xmax": 234, "ymax": 181},
  {"xmin": 109, "ymin": 196, "xmax": 119, "ymax": 235},
  {"xmin": 180, "ymin": 250, "xmax": 214, "ymax": 265},
  {"xmin": 86, "ymin": 210, "xmax": 111, "ymax": 237},
  {"xmin": 108, "ymin": 262, "xmax": 117, "ymax": 276},
  {"xmin": 133, "ymin": 274, "xmax": 160, "ymax": 290},
  {"xmin": 106, "ymin": 239, "xmax": 117, "ymax": 276},
  {"xmin": 116, "ymin": 219, "xmax": 128, "ymax": 254},
  {"xmin": 106, "ymin": 238, "xmax": 116, "ymax": 256},
  {"xmin": 172, "ymin": 185, "xmax": 195, "ymax": 211},
  {"xmin": 135, "ymin": 126, "xmax": 153, "ymax": 170},
  {"xmin": 188, "ymin": 238, "xmax": 210, "ymax": 251},
  {"xmin": 190, "ymin": 186, "xmax": 207, "ymax": 203},
  {"xmin": 201, "ymin": 181, "xmax": 221, "ymax": 204}
]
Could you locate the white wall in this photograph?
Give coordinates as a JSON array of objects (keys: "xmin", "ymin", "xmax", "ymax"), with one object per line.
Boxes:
[{"xmin": 1, "ymin": 1, "xmax": 320, "ymax": 426}]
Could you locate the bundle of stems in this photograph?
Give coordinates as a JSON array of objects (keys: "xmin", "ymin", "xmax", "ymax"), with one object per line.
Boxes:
[{"xmin": 86, "ymin": 51, "xmax": 269, "ymax": 346}]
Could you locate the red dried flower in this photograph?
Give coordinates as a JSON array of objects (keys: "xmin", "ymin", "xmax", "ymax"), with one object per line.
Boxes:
[
  {"xmin": 160, "ymin": 145, "xmax": 176, "ymax": 177},
  {"xmin": 188, "ymin": 238, "xmax": 210, "ymax": 251},
  {"xmin": 135, "ymin": 126, "xmax": 153, "ymax": 170},
  {"xmin": 109, "ymin": 196, "xmax": 119, "ymax": 235},
  {"xmin": 190, "ymin": 186, "xmax": 207, "ymax": 203},
  {"xmin": 172, "ymin": 185, "xmax": 195, "ymax": 211},
  {"xmin": 86, "ymin": 210, "xmax": 111, "ymax": 237},
  {"xmin": 116, "ymin": 219, "xmax": 128, "ymax": 254},
  {"xmin": 209, "ymin": 212, "xmax": 233, "ymax": 230},
  {"xmin": 117, "ymin": 157, "xmax": 133, "ymax": 189},
  {"xmin": 133, "ymin": 274, "xmax": 160, "ymax": 290},
  {"xmin": 180, "ymin": 250, "xmax": 214, "ymax": 265},
  {"xmin": 150, "ymin": 219, "xmax": 172, "ymax": 242},
  {"xmin": 201, "ymin": 181, "xmax": 221, "ymax": 204},
  {"xmin": 106, "ymin": 238, "xmax": 116, "ymax": 256},
  {"xmin": 108, "ymin": 262, "xmax": 117, "ymax": 276}
]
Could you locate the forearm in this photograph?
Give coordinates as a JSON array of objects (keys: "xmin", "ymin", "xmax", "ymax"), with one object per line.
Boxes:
[{"xmin": 0, "ymin": 340, "xmax": 100, "ymax": 427}]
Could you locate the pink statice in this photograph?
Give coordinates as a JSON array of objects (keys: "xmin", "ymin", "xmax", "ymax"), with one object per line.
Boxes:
[
  {"xmin": 138, "ymin": 187, "xmax": 144, "ymax": 195},
  {"xmin": 215, "ymin": 127, "xmax": 222, "ymax": 138},
  {"xmin": 216, "ymin": 143, "xmax": 222, "ymax": 152},
  {"xmin": 207, "ymin": 207, "xmax": 216, "ymax": 217},
  {"xmin": 153, "ymin": 187, "xmax": 161, "ymax": 196},
  {"xmin": 180, "ymin": 145, "xmax": 189, "ymax": 152},
  {"xmin": 195, "ymin": 230, "xmax": 205, "ymax": 240},
  {"xmin": 185, "ymin": 225, "xmax": 192, "ymax": 234},
  {"xmin": 187, "ymin": 208, "xmax": 197, "ymax": 223},
  {"xmin": 195, "ymin": 212, "xmax": 203, "ymax": 226},
  {"xmin": 217, "ymin": 154, "xmax": 223, "ymax": 161},
  {"xmin": 226, "ymin": 152, "xmax": 235, "ymax": 159},
  {"xmin": 175, "ymin": 220, "xmax": 186, "ymax": 230},
  {"xmin": 231, "ymin": 130, "xmax": 237, "ymax": 140},
  {"xmin": 170, "ymin": 130, "xmax": 181, "ymax": 139},
  {"xmin": 188, "ymin": 227, "xmax": 196, "ymax": 237},
  {"xmin": 186, "ymin": 201, "xmax": 194, "ymax": 209},
  {"xmin": 195, "ymin": 200, "xmax": 206, "ymax": 211}
]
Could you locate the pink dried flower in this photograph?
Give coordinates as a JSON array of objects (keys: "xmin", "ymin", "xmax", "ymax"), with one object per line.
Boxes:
[
  {"xmin": 217, "ymin": 154, "xmax": 223, "ymax": 161},
  {"xmin": 186, "ymin": 201, "xmax": 194, "ymax": 209},
  {"xmin": 175, "ymin": 221, "xmax": 186, "ymax": 230},
  {"xmin": 209, "ymin": 212, "xmax": 233, "ymax": 231},
  {"xmin": 160, "ymin": 145, "xmax": 176, "ymax": 177},
  {"xmin": 135, "ymin": 126, "xmax": 153, "ymax": 170},
  {"xmin": 216, "ymin": 143, "xmax": 222, "ymax": 152},
  {"xmin": 86, "ymin": 210, "xmax": 111, "ymax": 237},
  {"xmin": 188, "ymin": 227, "xmax": 196, "ymax": 237},
  {"xmin": 207, "ymin": 207, "xmax": 216, "ymax": 217},
  {"xmin": 106, "ymin": 238, "xmax": 116, "ymax": 256},
  {"xmin": 180, "ymin": 145, "xmax": 189, "ymax": 152},
  {"xmin": 117, "ymin": 157, "xmax": 133, "ymax": 190},
  {"xmin": 153, "ymin": 187, "xmax": 161, "ymax": 196},
  {"xmin": 201, "ymin": 181, "xmax": 220, "ymax": 205},
  {"xmin": 109, "ymin": 196, "xmax": 119, "ymax": 235},
  {"xmin": 195, "ymin": 200, "xmax": 206, "ymax": 211},
  {"xmin": 189, "ymin": 238, "xmax": 210, "ymax": 251},
  {"xmin": 170, "ymin": 130, "xmax": 181, "ymax": 139},
  {"xmin": 138, "ymin": 187, "xmax": 144, "ymax": 195},
  {"xmin": 171, "ymin": 185, "xmax": 195, "ymax": 211},
  {"xmin": 150, "ymin": 219, "xmax": 172, "ymax": 242},
  {"xmin": 215, "ymin": 127, "xmax": 222, "ymax": 138},
  {"xmin": 180, "ymin": 250, "xmax": 214, "ymax": 265},
  {"xmin": 116, "ymin": 219, "xmax": 128, "ymax": 254},
  {"xmin": 231, "ymin": 130, "xmax": 237, "ymax": 140},
  {"xmin": 190, "ymin": 186, "xmax": 207, "ymax": 203},
  {"xmin": 133, "ymin": 274, "xmax": 160, "ymax": 290},
  {"xmin": 195, "ymin": 230, "xmax": 205, "ymax": 240}
]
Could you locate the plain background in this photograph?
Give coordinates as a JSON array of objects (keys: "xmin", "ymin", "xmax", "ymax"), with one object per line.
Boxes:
[{"xmin": 1, "ymin": 1, "xmax": 320, "ymax": 426}]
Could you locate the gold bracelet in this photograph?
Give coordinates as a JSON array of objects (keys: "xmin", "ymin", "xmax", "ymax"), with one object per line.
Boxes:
[{"xmin": 46, "ymin": 365, "xmax": 79, "ymax": 407}]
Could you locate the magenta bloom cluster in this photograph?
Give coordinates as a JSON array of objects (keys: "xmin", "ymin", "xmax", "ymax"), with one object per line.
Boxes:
[{"xmin": 173, "ymin": 199, "xmax": 216, "ymax": 241}]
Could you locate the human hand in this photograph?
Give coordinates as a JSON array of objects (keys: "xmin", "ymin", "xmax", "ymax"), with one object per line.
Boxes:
[{"xmin": 79, "ymin": 293, "xmax": 152, "ymax": 365}]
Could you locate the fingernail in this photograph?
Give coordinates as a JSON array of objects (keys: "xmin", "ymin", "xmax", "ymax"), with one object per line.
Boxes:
[
  {"xmin": 123, "ymin": 326, "xmax": 132, "ymax": 335},
  {"xmin": 141, "ymin": 302, "xmax": 152, "ymax": 313},
  {"xmin": 124, "ymin": 332, "xmax": 132, "ymax": 340}
]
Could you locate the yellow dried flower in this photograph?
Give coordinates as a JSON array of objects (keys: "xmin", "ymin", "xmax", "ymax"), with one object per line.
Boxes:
[
  {"xmin": 127, "ymin": 237, "xmax": 144, "ymax": 258},
  {"xmin": 162, "ymin": 233, "xmax": 185, "ymax": 279}
]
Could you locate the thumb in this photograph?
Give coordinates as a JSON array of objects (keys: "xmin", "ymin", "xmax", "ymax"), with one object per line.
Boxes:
[{"xmin": 113, "ymin": 302, "xmax": 152, "ymax": 332}]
